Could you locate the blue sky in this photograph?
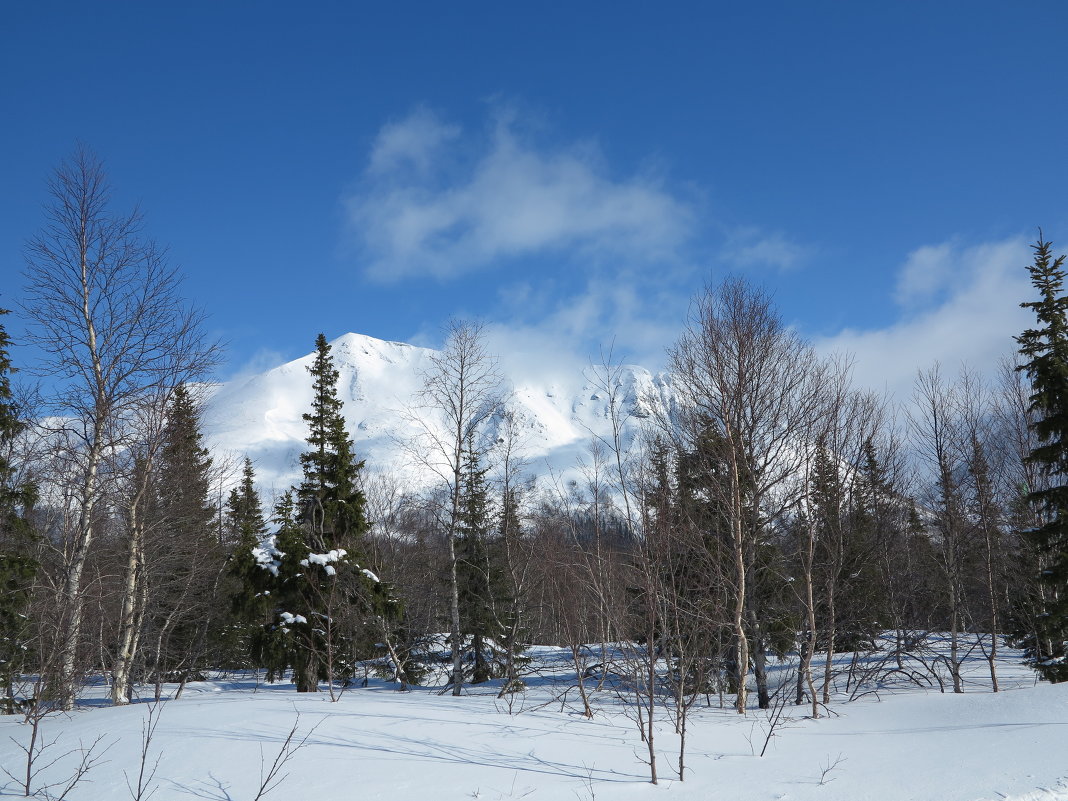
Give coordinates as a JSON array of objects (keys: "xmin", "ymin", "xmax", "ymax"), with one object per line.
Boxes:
[{"xmin": 4, "ymin": 2, "xmax": 1068, "ymax": 393}]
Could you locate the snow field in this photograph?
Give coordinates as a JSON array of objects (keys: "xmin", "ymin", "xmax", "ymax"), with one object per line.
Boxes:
[{"xmin": 1, "ymin": 642, "xmax": 1066, "ymax": 801}]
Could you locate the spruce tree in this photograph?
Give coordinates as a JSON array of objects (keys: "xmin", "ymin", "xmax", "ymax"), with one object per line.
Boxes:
[
  {"xmin": 0, "ymin": 310, "xmax": 38, "ymax": 712},
  {"xmin": 243, "ymin": 335, "xmax": 395, "ymax": 693},
  {"xmin": 814, "ymin": 445, "xmax": 883, "ymax": 653},
  {"xmin": 249, "ymin": 490, "xmax": 324, "ymax": 690},
  {"xmin": 226, "ymin": 458, "xmax": 267, "ymax": 549},
  {"xmin": 663, "ymin": 423, "xmax": 740, "ymax": 695},
  {"xmin": 224, "ymin": 457, "xmax": 269, "ymax": 667},
  {"xmin": 298, "ymin": 334, "xmax": 368, "ymax": 551},
  {"xmin": 641, "ymin": 434, "xmax": 727, "ymax": 706},
  {"xmin": 455, "ymin": 441, "xmax": 506, "ymax": 684},
  {"xmin": 495, "ymin": 484, "xmax": 529, "ymax": 693},
  {"xmin": 157, "ymin": 386, "xmax": 217, "ymax": 541},
  {"xmin": 1014, "ymin": 236, "xmax": 1068, "ymax": 681},
  {"xmin": 146, "ymin": 384, "xmax": 220, "ymax": 681},
  {"xmin": 297, "ymin": 334, "xmax": 382, "ymax": 686}
]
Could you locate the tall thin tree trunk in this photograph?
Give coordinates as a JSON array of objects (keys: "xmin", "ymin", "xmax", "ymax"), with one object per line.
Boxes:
[
  {"xmin": 58, "ymin": 444, "xmax": 102, "ymax": 711},
  {"xmin": 113, "ymin": 473, "xmax": 152, "ymax": 705},
  {"xmin": 733, "ymin": 521, "xmax": 748, "ymax": 714},
  {"xmin": 749, "ymin": 609, "xmax": 770, "ymax": 709},
  {"xmin": 729, "ymin": 442, "xmax": 749, "ymax": 715},
  {"xmin": 821, "ymin": 584, "xmax": 837, "ymax": 705},
  {"xmin": 642, "ymin": 600, "xmax": 658, "ymax": 785},
  {"xmin": 57, "ymin": 242, "xmax": 110, "ymax": 712},
  {"xmin": 985, "ymin": 546, "xmax": 1000, "ymax": 692},
  {"xmin": 950, "ymin": 590, "xmax": 963, "ymax": 693},
  {"xmin": 447, "ymin": 550, "xmax": 463, "ymax": 695},
  {"xmin": 800, "ymin": 516, "xmax": 820, "ymax": 717},
  {"xmin": 111, "ymin": 539, "xmax": 143, "ymax": 705}
]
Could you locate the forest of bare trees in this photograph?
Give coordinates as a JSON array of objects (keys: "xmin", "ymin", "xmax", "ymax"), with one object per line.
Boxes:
[{"xmin": 2, "ymin": 153, "xmax": 1067, "ymax": 789}]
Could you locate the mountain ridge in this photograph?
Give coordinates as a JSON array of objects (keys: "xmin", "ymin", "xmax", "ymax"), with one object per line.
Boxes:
[{"xmin": 201, "ymin": 332, "xmax": 675, "ymax": 497}]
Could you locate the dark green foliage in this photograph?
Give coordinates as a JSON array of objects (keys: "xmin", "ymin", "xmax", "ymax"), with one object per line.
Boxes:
[
  {"xmin": 145, "ymin": 385, "xmax": 221, "ymax": 679},
  {"xmin": 222, "ymin": 458, "xmax": 270, "ymax": 667},
  {"xmin": 240, "ymin": 335, "xmax": 399, "ymax": 692},
  {"xmin": 855, "ymin": 440, "xmax": 922, "ymax": 629},
  {"xmin": 1013, "ymin": 237, "xmax": 1068, "ymax": 681},
  {"xmin": 156, "ymin": 387, "xmax": 217, "ymax": 543},
  {"xmin": 0, "ymin": 310, "xmax": 39, "ymax": 711},
  {"xmin": 962, "ymin": 434, "xmax": 1006, "ymax": 634},
  {"xmin": 456, "ymin": 442, "xmax": 510, "ymax": 683},
  {"xmin": 645, "ymin": 426, "xmax": 797, "ymax": 703},
  {"xmin": 1004, "ymin": 483, "xmax": 1052, "ymax": 665},
  {"xmin": 646, "ymin": 433, "xmax": 733, "ymax": 692},
  {"xmin": 226, "ymin": 457, "xmax": 267, "ymax": 550},
  {"xmin": 245, "ymin": 491, "xmax": 328, "ymax": 689},
  {"xmin": 494, "ymin": 485, "xmax": 530, "ymax": 687},
  {"xmin": 813, "ymin": 444, "xmax": 885, "ymax": 650},
  {"xmin": 298, "ymin": 334, "xmax": 368, "ymax": 552},
  {"xmin": 848, "ymin": 440, "xmax": 945, "ymax": 637}
]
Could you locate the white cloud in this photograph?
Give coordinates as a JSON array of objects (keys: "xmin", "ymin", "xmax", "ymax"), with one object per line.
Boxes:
[
  {"xmin": 346, "ymin": 107, "xmax": 696, "ymax": 281},
  {"xmin": 482, "ymin": 274, "xmax": 686, "ymax": 389},
  {"xmin": 893, "ymin": 241, "xmax": 957, "ymax": 307},
  {"xmin": 489, "ymin": 234, "xmax": 1037, "ymax": 402},
  {"xmin": 722, "ymin": 227, "xmax": 811, "ymax": 272},
  {"xmin": 367, "ymin": 106, "xmax": 460, "ymax": 177},
  {"xmin": 222, "ymin": 347, "xmax": 293, "ymax": 384},
  {"xmin": 816, "ymin": 237, "xmax": 1032, "ymax": 398}
]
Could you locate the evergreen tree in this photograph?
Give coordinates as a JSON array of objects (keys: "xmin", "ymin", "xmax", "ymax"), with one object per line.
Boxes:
[
  {"xmin": 224, "ymin": 458, "xmax": 269, "ymax": 666},
  {"xmin": 247, "ymin": 490, "xmax": 326, "ymax": 690},
  {"xmin": 653, "ymin": 429, "xmax": 734, "ymax": 696},
  {"xmin": 1004, "ymin": 482, "xmax": 1050, "ymax": 670},
  {"xmin": 226, "ymin": 458, "xmax": 268, "ymax": 550},
  {"xmin": 672, "ymin": 418, "xmax": 794, "ymax": 709},
  {"xmin": 813, "ymin": 445, "xmax": 884, "ymax": 652},
  {"xmin": 298, "ymin": 334, "xmax": 367, "ymax": 551},
  {"xmin": 242, "ymin": 335, "xmax": 395, "ymax": 693},
  {"xmin": 145, "ymin": 384, "xmax": 220, "ymax": 681},
  {"xmin": 297, "ymin": 334, "xmax": 386, "ymax": 687},
  {"xmin": 857, "ymin": 440, "xmax": 912, "ymax": 629},
  {"xmin": 455, "ymin": 440, "xmax": 507, "ymax": 683},
  {"xmin": 495, "ymin": 484, "xmax": 529, "ymax": 693},
  {"xmin": 1013, "ymin": 236, "xmax": 1068, "ymax": 681},
  {"xmin": 0, "ymin": 310, "xmax": 39, "ymax": 712},
  {"xmin": 156, "ymin": 386, "xmax": 217, "ymax": 541}
]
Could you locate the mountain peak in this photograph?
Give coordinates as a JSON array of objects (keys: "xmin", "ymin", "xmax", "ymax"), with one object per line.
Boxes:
[
  {"xmin": 331, "ymin": 331, "xmax": 424, "ymax": 351},
  {"xmin": 202, "ymin": 334, "xmax": 673, "ymax": 494}
]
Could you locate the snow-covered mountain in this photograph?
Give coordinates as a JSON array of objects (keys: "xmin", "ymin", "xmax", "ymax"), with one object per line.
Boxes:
[{"xmin": 202, "ymin": 332, "xmax": 675, "ymax": 496}]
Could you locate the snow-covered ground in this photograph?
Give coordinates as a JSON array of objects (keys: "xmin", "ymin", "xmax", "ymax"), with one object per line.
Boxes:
[{"xmin": 2, "ymin": 640, "xmax": 1066, "ymax": 800}]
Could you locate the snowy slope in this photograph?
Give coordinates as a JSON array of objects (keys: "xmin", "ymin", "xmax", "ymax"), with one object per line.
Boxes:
[{"xmin": 202, "ymin": 332, "xmax": 675, "ymax": 496}]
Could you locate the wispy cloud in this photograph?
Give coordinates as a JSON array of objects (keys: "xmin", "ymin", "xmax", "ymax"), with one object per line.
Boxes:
[
  {"xmin": 721, "ymin": 227, "xmax": 812, "ymax": 272},
  {"xmin": 487, "ymin": 275, "xmax": 687, "ymax": 378},
  {"xmin": 346, "ymin": 106, "xmax": 696, "ymax": 282},
  {"xmin": 893, "ymin": 241, "xmax": 958, "ymax": 308},
  {"xmin": 367, "ymin": 106, "xmax": 460, "ymax": 178},
  {"xmin": 816, "ymin": 236, "xmax": 1032, "ymax": 397}
]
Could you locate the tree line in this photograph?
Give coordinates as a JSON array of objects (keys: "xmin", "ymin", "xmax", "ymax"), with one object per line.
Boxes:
[{"xmin": 1, "ymin": 151, "xmax": 1066, "ymax": 762}]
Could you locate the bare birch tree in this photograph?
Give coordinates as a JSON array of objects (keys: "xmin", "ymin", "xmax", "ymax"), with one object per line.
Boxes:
[
  {"xmin": 405, "ymin": 320, "xmax": 506, "ymax": 695},
  {"xmin": 668, "ymin": 277, "xmax": 825, "ymax": 713},
  {"xmin": 955, "ymin": 368, "xmax": 1006, "ymax": 691},
  {"xmin": 21, "ymin": 148, "xmax": 219, "ymax": 708},
  {"xmin": 909, "ymin": 365, "xmax": 967, "ymax": 693}
]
